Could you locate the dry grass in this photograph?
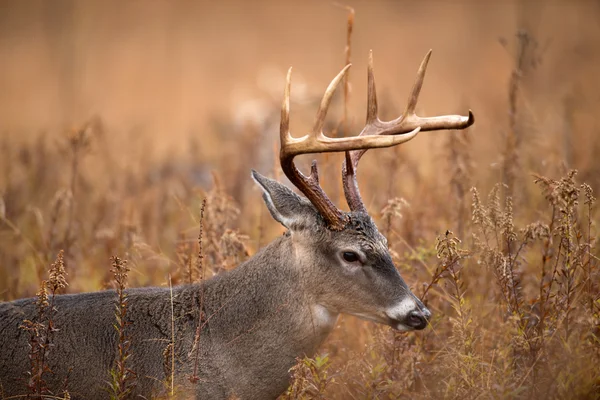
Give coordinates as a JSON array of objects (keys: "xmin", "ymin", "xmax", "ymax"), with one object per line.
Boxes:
[
  {"xmin": 107, "ymin": 256, "xmax": 136, "ymax": 400},
  {"xmin": 0, "ymin": 2, "xmax": 599, "ymax": 399},
  {"xmin": 3, "ymin": 83, "xmax": 597, "ymax": 400}
]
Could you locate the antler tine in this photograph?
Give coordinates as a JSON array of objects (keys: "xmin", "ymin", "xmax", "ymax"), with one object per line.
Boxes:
[
  {"xmin": 403, "ymin": 50, "xmax": 431, "ymax": 117},
  {"xmin": 396, "ymin": 50, "xmax": 474, "ymax": 133},
  {"xmin": 398, "ymin": 50, "xmax": 476, "ymax": 131},
  {"xmin": 366, "ymin": 50, "xmax": 378, "ymax": 124},
  {"xmin": 280, "ymin": 68, "xmax": 292, "ymax": 145},
  {"xmin": 342, "ymin": 50, "xmax": 475, "ymax": 212},
  {"xmin": 312, "ymin": 64, "xmax": 352, "ymax": 136}
]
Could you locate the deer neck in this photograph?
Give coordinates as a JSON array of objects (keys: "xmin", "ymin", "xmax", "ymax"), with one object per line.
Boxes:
[
  {"xmin": 196, "ymin": 234, "xmax": 337, "ymax": 358},
  {"xmin": 183, "ymin": 235, "xmax": 337, "ymax": 397}
]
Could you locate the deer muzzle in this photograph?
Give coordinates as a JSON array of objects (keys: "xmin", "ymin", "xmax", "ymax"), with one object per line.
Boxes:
[{"xmin": 385, "ymin": 296, "xmax": 431, "ymax": 331}]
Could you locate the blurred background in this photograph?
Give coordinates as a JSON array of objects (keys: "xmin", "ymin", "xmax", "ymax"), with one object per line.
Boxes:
[
  {"xmin": 1, "ymin": 0, "xmax": 599, "ymax": 169},
  {"xmin": 0, "ymin": 1, "xmax": 599, "ymax": 397}
]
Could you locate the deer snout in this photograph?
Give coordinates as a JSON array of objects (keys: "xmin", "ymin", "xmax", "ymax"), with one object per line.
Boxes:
[
  {"xmin": 385, "ymin": 297, "xmax": 432, "ymax": 331},
  {"xmin": 405, "ymin": 307, "xmax": 431, "ymax": 330}
]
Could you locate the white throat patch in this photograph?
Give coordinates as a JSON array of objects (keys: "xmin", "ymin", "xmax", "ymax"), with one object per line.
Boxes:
[{"xmin": 310, "ymin": 304, "xmax": 339, "ymax": 330}]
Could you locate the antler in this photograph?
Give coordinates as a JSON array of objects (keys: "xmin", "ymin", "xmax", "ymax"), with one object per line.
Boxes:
[
  {"xmin": 280, "ymin": 66, "xmax": 418, "ymax": 230},
  {"xmin": 342, "ymin": 50, "xmax": 475, "ymax": 213}
]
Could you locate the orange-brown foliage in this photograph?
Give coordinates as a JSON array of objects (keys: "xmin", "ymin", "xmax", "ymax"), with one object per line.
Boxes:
[{"xmin": 1, "ymin": 1, "xmax": 599, "ymax": 398}]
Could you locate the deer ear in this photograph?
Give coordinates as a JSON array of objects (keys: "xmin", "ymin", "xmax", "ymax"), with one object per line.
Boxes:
[{"xmin": 251, "ymin": 170, "xmax": 318, "ymax": 230}]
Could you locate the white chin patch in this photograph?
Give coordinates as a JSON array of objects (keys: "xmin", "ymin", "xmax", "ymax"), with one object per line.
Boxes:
[
  {"xmin": 393, "ymin": 323, "xmax": 412, "ymax": 331},
  {"xmin": 385, "ymin": 297, "xmax": 418, "ymax": 321}
]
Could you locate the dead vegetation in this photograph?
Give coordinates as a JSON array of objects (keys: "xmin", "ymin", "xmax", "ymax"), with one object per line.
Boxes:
[{"xmin": 1, "ymin": 2, "xmax": 599, "ymax": 399}]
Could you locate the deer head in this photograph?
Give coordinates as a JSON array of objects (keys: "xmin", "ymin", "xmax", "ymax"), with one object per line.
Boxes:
[{"xmin": 253, "ymin": 50, "xmax": 473, "ymax": 331}]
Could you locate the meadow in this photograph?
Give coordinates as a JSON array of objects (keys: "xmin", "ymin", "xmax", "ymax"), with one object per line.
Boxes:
[{"xmin": 0, "ymin": 1, "xmax": 598, "ymax": 399}]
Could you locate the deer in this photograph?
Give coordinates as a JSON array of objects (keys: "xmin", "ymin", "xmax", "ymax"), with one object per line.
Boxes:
[{"xmin": 0, "ymin": 50, "xmax": 473, "ymax": 399}]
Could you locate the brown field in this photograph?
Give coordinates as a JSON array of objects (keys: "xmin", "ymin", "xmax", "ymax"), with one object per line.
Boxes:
[{"xmin": 0, "ymin": 0, "xmax": 599, "ymax": 398}]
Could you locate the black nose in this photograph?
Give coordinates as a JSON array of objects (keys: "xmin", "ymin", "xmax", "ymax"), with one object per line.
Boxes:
[{"xmin": 405, "ymin": 308, "xmax": 431, "ymax": 330}]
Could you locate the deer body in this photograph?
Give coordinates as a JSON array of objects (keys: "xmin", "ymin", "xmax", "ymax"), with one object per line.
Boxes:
[
  {"xmin": 0, "ymin": 234, "xmax": 341, "ymax": 399},
  {"xmin": 0, "ymin": 51, "xmax": 473, "ymax": 399}
]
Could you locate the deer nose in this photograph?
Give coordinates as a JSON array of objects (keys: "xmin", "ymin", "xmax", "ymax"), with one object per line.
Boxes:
[{"xmin": 405, "ymin": 307, "xmax": 431, "ymax": 330}]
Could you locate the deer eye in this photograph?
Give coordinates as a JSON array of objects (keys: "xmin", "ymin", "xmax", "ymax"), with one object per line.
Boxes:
[{"xmin": 342, "ymin": 251, "xmax": 360, "ymax": 263}]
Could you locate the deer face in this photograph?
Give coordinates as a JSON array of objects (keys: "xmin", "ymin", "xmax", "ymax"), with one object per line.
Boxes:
[
  {"xmin": 253, "ymin": 172, "xmax": 430, "ymax": 331},
  {"xmin": 310, "ymin": 212, "xmax": 430, "ymax": 331}
]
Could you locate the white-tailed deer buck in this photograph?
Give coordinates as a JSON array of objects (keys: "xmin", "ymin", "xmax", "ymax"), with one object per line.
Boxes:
[{"xmin": 0, "ymin": 51, "xmax": 473, "ymax": 399}]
